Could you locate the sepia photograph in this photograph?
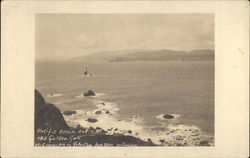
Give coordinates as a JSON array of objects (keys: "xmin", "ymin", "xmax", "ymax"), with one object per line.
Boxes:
[
  {"xmin": 1, "ymin": 1, "xmax": 249, "ymax": 157},
  {"xmin": 35, "ymin": 14, "xmax": 214, "ymax": 147}
]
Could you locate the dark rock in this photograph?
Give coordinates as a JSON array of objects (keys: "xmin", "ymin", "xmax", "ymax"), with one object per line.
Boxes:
[
  {"xmin": 127, "ymin": 130, "xmax": 132, "ymax": 134},
  {"xmin": 105, "ymin": 111, "xmax": 110, "ymax": 114},
  {"xmin": 199, "ymin": 140, "xmax": 210, "ymax": 146},
  {"xmin": 107, "ymin": 128, "xmax": 113, "ymax": 131},
  {"xmin": 163, "ymin": 114, "xmax": 174, "ymax": 119},
  {"xmin": 83, "ymin": 90, "xmax": 95, "ymax": 96},
  {"xmin": 76, "ymin": 125, "xmax": 83, "ymax": 129},
  {"xmin": 86, "ymin": 118, "xmax": 98, "ymax": 123},
  {"xmin": 159, "ymin": 139, "xmax": 165, "ymax": 143},
  {"xmin": 176, "ymin": 136, "xmax": 183, "ymax": 140},
  {"xmin": 35, "ymin": 89, "xmax": 45, "ymax": 112},
  {"xmin": 49, "ymin": 93, "xmax": 54, "ymax": 97},
  {"xmin": 147, "ymin": 138, "xmax": 153, "ymax": 143},
  {"xmin": 63, "ymin": 110, "xmax": 76, "ymax": 115},
  {"xmin": 35, "ymin": 89, "xmax": 70, "ymax": 130},
  {"xmin": 114, "ymin": 128, "xmax": 118, "ymax": 131},
  {"xmin": 95, "ymin": 111, "xmax": 102, "ymax": 115}
]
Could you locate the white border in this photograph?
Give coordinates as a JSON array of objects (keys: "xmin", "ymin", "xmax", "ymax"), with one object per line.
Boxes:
[{"xmin": 1, "ymin": 1, "xmax": 249, "ymax": 157}]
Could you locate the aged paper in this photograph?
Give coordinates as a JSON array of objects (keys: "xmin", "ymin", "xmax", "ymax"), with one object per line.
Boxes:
[{"xmin": 1, "ymin": 1, "xmax": 249, "ymax": 157}]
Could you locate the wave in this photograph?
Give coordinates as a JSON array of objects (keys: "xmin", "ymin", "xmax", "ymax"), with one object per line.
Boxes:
[
  {"xmin": 62, "ymin": 91, "xmax": 214, "ymax": 146},
  {"xmin": 74, "ymin": 94, "xmax": 83, "ymax": 98},
  {"xmin": 63, "ymin": 95, "xmax": 143, "ymax": 133},
  {"xmin": 46, "ymin": 93, "xmax": 63, "ymax": 98},
  {"xmin": 64, "ymin": 108, "xmax": 213, "ymax": 146},
  {"xmin": 94, "ymin": 93, "xmax": 106, "ymax": 97}
]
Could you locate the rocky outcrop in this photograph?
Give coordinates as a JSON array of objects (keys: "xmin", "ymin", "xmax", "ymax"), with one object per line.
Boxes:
[
  {"xmin": 35, "ymin": 89, "xmax": 45, "ymax": 111},
  {"xmin": 163, "ymin": 114, "xmax": 174, "ymax": 119},
  {"xmin": 34, "ymin": 89, "xmax": 158, "ymax": 146},
  {"xmin": 86, "ymin": 118, "xmax": 98, "ymax": 123},
  {"xmin": 83, "ymin": 90, "xmax": 95, "ymax": 96},
  {"xmin": 63, "ymin": 110, "xmax": 76, "ymax": 115},
  {"xmin": 35, "ymin": 89, "xmax": 69, "ymax": 130},
  {"xmin": 95, "ymin": 111, "xmax": 102, "ymax": 115}
]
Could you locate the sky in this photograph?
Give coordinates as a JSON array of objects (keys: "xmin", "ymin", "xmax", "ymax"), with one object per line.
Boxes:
[{"xmin": 35, "ymin": 14, "xmax": 214, "ymax": 60}]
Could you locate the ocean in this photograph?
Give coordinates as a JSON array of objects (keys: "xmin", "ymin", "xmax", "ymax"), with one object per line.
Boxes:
[{"xmin": 35, "ymin": 60, "xmax": 214, "ymax": 144}]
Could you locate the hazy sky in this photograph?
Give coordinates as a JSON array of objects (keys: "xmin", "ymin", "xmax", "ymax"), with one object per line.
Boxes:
[{"xmin": 36, "ymin": 14, "xmax": 214, "ymax": 60}]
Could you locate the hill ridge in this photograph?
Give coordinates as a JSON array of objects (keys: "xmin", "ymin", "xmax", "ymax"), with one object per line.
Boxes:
[{"xmin": 72, "ymin": 49, "xmax": 214, "ymax": 62}]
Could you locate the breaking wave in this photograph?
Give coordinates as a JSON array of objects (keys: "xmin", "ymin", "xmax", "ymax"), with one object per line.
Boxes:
[
  {"xmin": 46, "ymin": 93, "xmax": 63, "ymax": 98},
  {"xmin": 62, "ymin": 91, "xmax": 214, "ymax": 146}
]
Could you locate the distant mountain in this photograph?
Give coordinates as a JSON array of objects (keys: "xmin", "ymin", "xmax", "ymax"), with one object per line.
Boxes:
[
  {"xmin": 72, "ymin": 49, "xmax": 214, "ymax": 62},
  {"xmin": 71, "ymin": 49, "xmax": 152, "ymax": 61}
]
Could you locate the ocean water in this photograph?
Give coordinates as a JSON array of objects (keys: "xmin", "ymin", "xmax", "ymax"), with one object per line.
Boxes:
[{"xmin": 35, "ymin": 60, "xmax": 214, "ymax": 137}]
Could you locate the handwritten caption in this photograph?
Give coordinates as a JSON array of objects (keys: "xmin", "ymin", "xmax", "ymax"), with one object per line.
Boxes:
[{"xmin": 35, "ymin": 128, "xmax": 135, "ymax": 147}]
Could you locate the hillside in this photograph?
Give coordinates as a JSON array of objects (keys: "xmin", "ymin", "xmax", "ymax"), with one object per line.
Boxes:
[
  {"xmin": 72, "ymin": 49, "xmax": 214, "ymax": 62},
  {"xmin": 72, "ymin": 49, "xmax": 152, "ymax": 61}
]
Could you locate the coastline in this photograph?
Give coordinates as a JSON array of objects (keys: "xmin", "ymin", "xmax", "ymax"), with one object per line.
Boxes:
[
  {"xmin": 35, "ymin": 89, "xmax": 214, "ymax": 146},
  {"xmin": 35, "ymin": 89, "xmax": 156, "ymax": 146},
  {"xmin": 63, "ymin": 96, "xmax": 214, "ymax": 146}
]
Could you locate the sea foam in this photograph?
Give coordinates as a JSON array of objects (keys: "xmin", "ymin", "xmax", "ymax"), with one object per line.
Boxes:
[
  {"xmin": 63, "ymin": 91, "xmax": 214, "ymax": 146},
  {"xmin": 46, "ymin": 93, "xmax": 63, "ymax": 98}
]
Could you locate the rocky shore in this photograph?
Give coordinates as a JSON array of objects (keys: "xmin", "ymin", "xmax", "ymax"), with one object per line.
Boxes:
[
  {"xmin": 34, "ymin": 89, "xmax": 156, "ymax": 146},
  {"xmin": 35, "ymin": 89, "xmax": 213, "ymax": 146},
  {"xmin": 61, "ymin": 96, "xmax": 214, "ymax": 146}
]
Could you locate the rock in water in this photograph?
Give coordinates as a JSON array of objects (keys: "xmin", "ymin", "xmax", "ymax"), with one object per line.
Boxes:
[
  {"xmin": 86, "ymin": 118, "xmax": 98, "ymax": 123},
  {"xmin": 63, "ymin": 111, "xmax": 77, "ymax": 115},
  {"xmin": 199, "ymin": 140, "xmax": 210, "ymax": 146},
  {"xmin": 35, "ymin": 89, "xmax": 70, "ymax": 130},
  {"xmin": 95, "ymin": 111, "xmax": 102, "ymax": 115},
  {"xmin": 163, "ymin": 114, "xmax": 174, "ymax": 119},
  {"xmin": 159, "ymin": 139, "xmax": 165, "ymax": 144},
  {"xmin": 83, "ymin": 90, "xmax": 95, "ymax": 96}
]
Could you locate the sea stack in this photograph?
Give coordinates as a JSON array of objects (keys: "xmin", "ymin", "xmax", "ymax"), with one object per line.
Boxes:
[
  {"xmin": 163, "ymin": 114, "xmax": 174, "ymax": 119},
  {"xmin": 84, "ymin": 90, "xmax": 95, "ymax": 96}
]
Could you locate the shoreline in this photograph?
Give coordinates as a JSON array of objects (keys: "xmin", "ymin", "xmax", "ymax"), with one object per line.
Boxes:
[
  {"xmin": 61, "ymin": 94, "xmax": 214, "ymax": 146},
  {"xmin": 35, "ymin": 89, "xmax": 156, "ymax": 146},
  {"xmin": 35, "ymin": 89, "xmax": 214, "ymax": 146}
]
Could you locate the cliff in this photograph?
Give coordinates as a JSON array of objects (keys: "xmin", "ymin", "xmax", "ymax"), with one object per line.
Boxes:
[
  {"xmin": 35, "ymin": 89, "xmax": 70, "ymax": 130},
  {"xmin": 34, "ymin": 89, "xmax": 156, "ymax": 146}
]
